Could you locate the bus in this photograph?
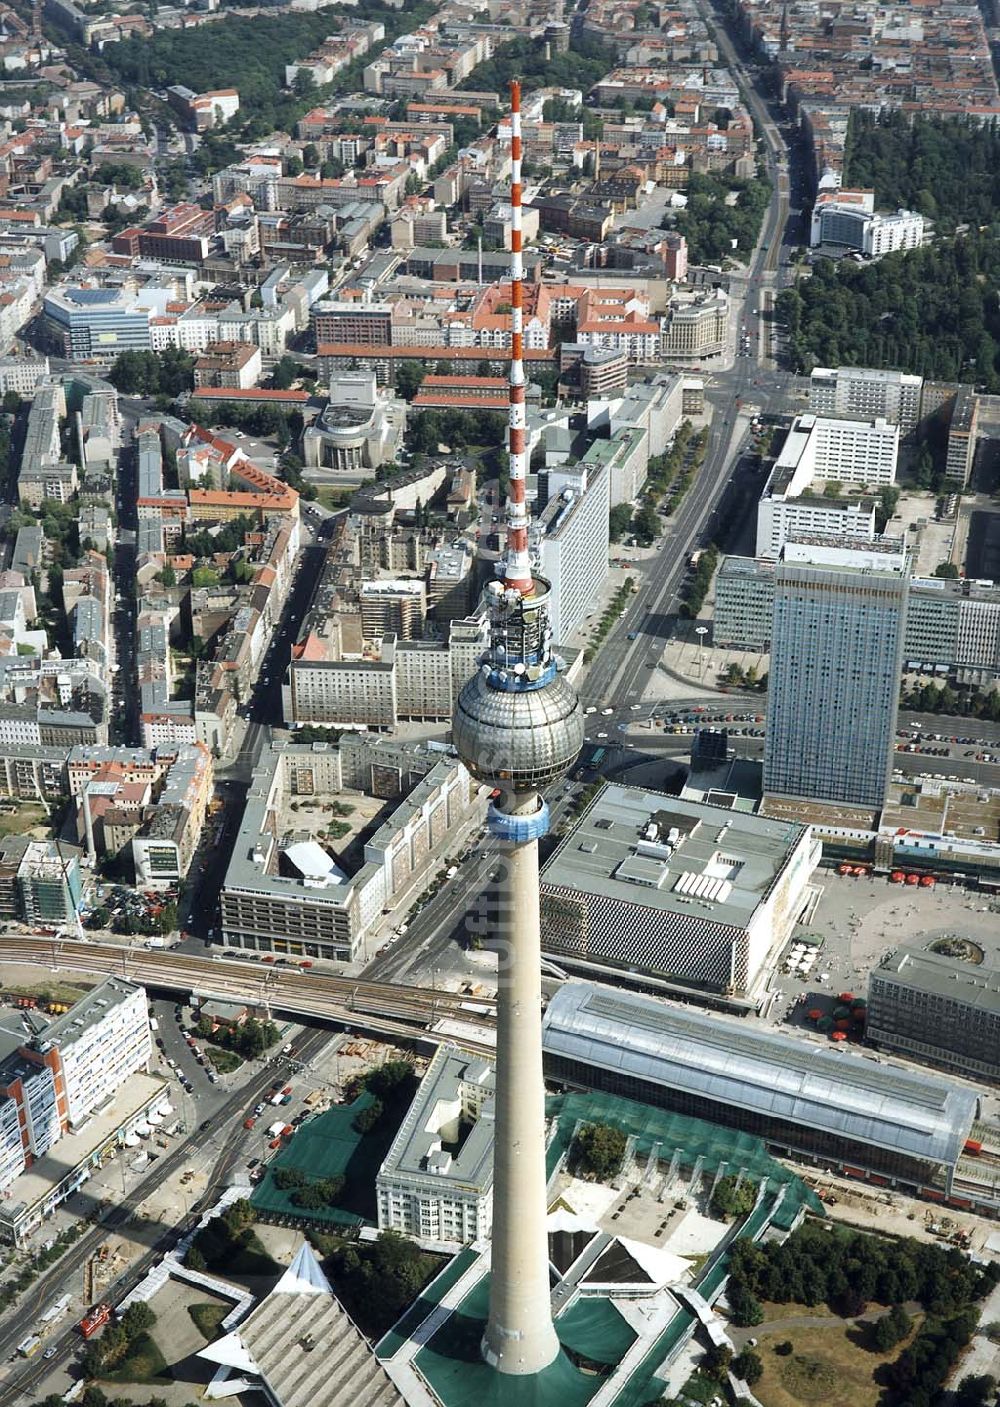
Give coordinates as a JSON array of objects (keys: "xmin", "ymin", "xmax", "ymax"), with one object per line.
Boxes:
[{"xmin": 590, "ymin": 747, "xmax": 607, "ymax": 769}]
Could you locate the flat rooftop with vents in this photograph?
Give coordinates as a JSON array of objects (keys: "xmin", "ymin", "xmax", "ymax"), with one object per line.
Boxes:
[{"xmin": 539, "ymin": 784, "xmax": 820, "ymax": 999}]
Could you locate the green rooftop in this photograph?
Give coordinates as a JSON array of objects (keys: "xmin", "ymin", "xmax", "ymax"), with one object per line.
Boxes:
[
  {"xmin": 546, "ymin": 1091, "xmax": 822, "ymax": 1231},
  {"xmin": 251, "ymin": 1091, "xmax": 397, "ymax": 1228}
]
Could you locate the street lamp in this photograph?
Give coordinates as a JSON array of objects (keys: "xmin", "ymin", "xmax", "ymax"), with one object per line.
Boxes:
[{"xmin": 695, "ymin": 626, "xmax": 709, "ymax": 678}]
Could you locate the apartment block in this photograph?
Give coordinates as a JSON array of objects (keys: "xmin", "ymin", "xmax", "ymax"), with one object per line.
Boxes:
[
  {"xmin": 945, "ymin": 387, "xmax": 979, "ymax": 490},
  {"xmin": 809, "ymin": 366, "xmax": 922, "ymax": 434},
  {"xmin": 0, "ymin": 978, "xmax": 158, "ymax": 1244},
  {"xmin": 536, "ymin": 463, "xmax": 611, "ymax": 645}
]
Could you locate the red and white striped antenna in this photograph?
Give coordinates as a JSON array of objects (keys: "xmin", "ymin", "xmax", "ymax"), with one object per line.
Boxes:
[{"xmin": 503, "ymin": 78, "xmax": 533, "ymax": 597}]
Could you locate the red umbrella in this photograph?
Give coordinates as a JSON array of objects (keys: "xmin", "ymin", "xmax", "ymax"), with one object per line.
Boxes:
[
  {"xmin": 808, "ymin": 1009, "xmax": 823, "ymax": 1021},
  {"xmin": 830, "ymin": 1030, "xmax": 848, "ymax": 1041},
  {"xmin": 838, "ymin": 992, "xmax": 855, "ymax": 1003}
]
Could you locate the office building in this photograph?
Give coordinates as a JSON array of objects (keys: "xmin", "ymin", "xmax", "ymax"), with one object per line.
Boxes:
[
  {"xmin": 763, "ymin": 542, "xmax": 909, "ymax": 811},
  {"xmin": 541, "ymin": 982, "xmax": 979, "ymax": 1201},
  {"xmin": 775, "ymin": 414, "xmax": 899, "ymax": 489},
  {"xmin": 867, "ymin": 947, "xmax": 1000, "ymax": 1083},
  {"xmin": 660, "ymin": 287, "xmax": 729, "ymax": 359},
  {"xmin": 716, "ymin": 557, "xmax": 1000, "ymax": 685},
  {"xmin": 220, "ymin": 739, "xmax": 484, "ymax": 961},
  {"xmin": 809, "ymin": 366, "xmax": 922, "ymax": 433},
  {"xmin": 539, "ymin": 782, "xmax": 819, "ymax": 1000},
  {"xmin": 377, "ymin": 1046, "xmax": 495, "ymax": 1246}
]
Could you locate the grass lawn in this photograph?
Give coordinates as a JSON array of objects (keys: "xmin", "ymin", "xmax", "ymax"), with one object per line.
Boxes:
[
  {"xmin": 7, "ymin": 981, "xmax": 93, "ymax": 1005},
  {"xmin": 313, "ymin": 485, "xmax": 353, "ymax": 511},
  {"xmin": 753, "ymin": 1315, "xmax": 924, "ymax": 1407},
  {"xmin": 225, "ymin": 1230, "xmax": 281, "ymax": 1279},
  {"xmin": 187, "ymin": 1302, "xmax": 229, "ymax": 1340},
  {"xmin": 0, "ymin": 802, "xmax": 48, "ymax": 836},
  {"xmin": 207, "ymin": 1046, "xmax": 243, "ymax": 1074},
  {"xmin": 101, "ymin": 1332, "xmax": 169, "ymax": 1384}
]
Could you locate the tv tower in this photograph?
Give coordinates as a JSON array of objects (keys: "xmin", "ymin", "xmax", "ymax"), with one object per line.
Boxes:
[{"xmin": 453, "ymin": 79, "xmax": 584, "ymax": 1377}]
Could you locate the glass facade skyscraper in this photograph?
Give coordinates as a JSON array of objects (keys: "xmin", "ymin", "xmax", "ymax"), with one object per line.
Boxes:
[{"xmin": 763, "ymin": 548, "xmax": 909, "ymax": 809}]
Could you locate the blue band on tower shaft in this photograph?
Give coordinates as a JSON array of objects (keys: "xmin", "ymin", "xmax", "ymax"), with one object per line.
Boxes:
[{"xmin": 487, "ymin": 799, "xmax": 550, "ymax": 842}]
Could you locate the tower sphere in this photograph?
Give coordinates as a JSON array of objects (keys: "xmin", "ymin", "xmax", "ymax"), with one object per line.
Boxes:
[{"xmin": 453, "ymin": 665, "xmax": 583, "ymax": 793}]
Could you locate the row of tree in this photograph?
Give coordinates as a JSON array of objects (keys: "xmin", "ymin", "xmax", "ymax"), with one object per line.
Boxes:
[
  {"xmin": 843, "ymin": 111, "xmax": 1000, "ymax": 232},
  {"xmin": 901, "ymin": 681, "xmax": 1000, "ymax": 722},
  {"xmin": 726, "ymin": 1221, "xmax": 999, "ymax": 1328},
  {"xmin": 680, "ymin": 544, "xmax": 719, "ymax": 619},
  {"xmin": 774, "ymin": 229, "xmax": 1000, "ymax": 389}
]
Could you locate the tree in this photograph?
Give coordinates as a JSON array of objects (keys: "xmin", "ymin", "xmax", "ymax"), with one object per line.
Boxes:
[
  {"xmin": 156, "ymin": 565, "xmax": 177, "ymax": 587},
  {"xmin": 955, "ymin": 1374, "xmax": 997, "ymax": 1407},
  {"xmin": 609, "ymin": 503, "xmax": 633, "ymax": 542},
  {"xmin": 352, "ymin": 1097, "xmax": 384, "ymax": 1133},
  {"xmin": 632, "ymin": 503, "xmax": 661, "ymax": 547},
  {"xmin": 703, "ymin": 1343, "xmax": 733, "ymax": 1381},
  {"xmin": 732, "ymin": 1348, "xmax": 763, "ymax": 1384},
  {"xmin": 933, "ymin": 561, "xmax": 959, "ymax": 578},
  {"xmin": 185, "ymin": 1245, "xmax": 207, "ymax": 1272},
  {"xmin": 570, "ymin": 1122, "xmax": 627, "ymax": 1182},
  {"xmin": 710, "ymin": 1175, "xmax": 757, "ymax": 1222},
  {"xmin": 394, "ymin": 362, "xmax": 426, "ymax": 400},
  {"xmin": 121, "ymin": 1302, "xmax": 156, "ymax": 1338},
  {"xmin": 273, "ymin": 1167, "xmax": 308, "ymax": 1190},
  {"xmin": 729, "ymin": 1286, "xmax": 764, "ymax": 1326}
]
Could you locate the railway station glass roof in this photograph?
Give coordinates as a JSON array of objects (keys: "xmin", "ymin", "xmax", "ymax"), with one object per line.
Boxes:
[{"xmin": 543, "ymin": 983, "xmax": 977, "ymax": 1169}]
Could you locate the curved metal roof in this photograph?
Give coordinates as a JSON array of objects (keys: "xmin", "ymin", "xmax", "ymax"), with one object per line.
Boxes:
[{"xmin": 542, "ymin": 983, "xmax": 976, "ymax": 1168}]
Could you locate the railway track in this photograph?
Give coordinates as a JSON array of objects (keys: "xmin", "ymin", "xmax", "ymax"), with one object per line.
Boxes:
[{"xmin": 0, "ymin": 936, "xmax": 496, "ymax": 1053}]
